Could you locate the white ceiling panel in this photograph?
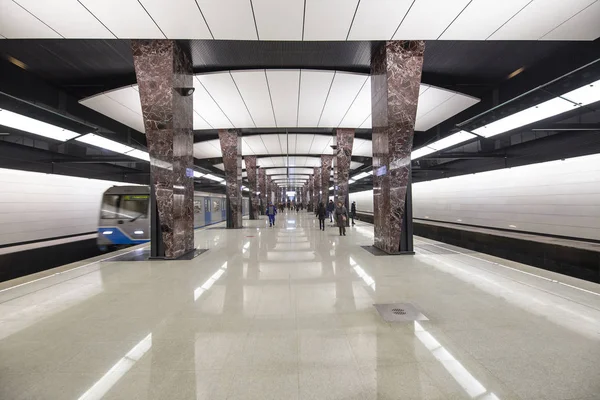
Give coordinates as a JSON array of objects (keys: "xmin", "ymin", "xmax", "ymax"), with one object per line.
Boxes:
[
  {"xmin": 542, "ymin": 1, "xmax": 600, "ymax": 40},
  {"xmin": 263, "ymin": 135, "xmax": 283, "ymax": 155},
  {"xmin": 415, "ymin": 86, "xmax": 480, "ymax": 132},
  {"xmin": 266, "ymin": 70, "xmax": 300, "ymax": 127},
  {"xmin": 193, "ymin": 77, "xmax": 233, "ymax": 129},
  {"xmin": 197, "ymin": 73, "xmax": 254, "ymax": 127},
  {"xmin": 295, "ymin": 134, "xmax": 315, "ymax": 154},
  {"xmin": 415, "ymin": 86, "xmax": 455, "ymax": 120},
  {"xmin": 339, "ymin": 77, "xmax": 371, "ymax": 127},
  {"xmin": 252, "ymin": 0, "xmax": 304, "ymax": 40},
  {"xmin": 297, "ymin": 70, "xmax": 335, "ymax": 127},
  {"xmin": 79, "ymin": 87, "xmax": 145, "ymax": 133},
  {"xmin": 193, "ymin": 112, "xmax": 212, "ymax": 130},
  {"xmin": 359, "ymin": 115, "xmax": 372, "ymax": 129},
  {"xmin": 489, "ymin": 0, "xmax": 596, "ymax": 40},
  {"xmin": 277, "ymin": 134, "xmax": 291, "ymax": 154},
  {"xmin": 266, "ymin": 168, "xmax": 287, "ymax": 175},
  {"xmin": 288, "ymin": 134, "xmax": 298, "ymax": 154},
  {"xmin": 439, "ymin": 0, "xmax": 532, "ymax": 40},
  {"xmin": 198, "ymin": 0, "xmax": 257, "ymax": 40},
  {"xmin": 193, "ymin": 140, "xmax": 222, "ymax": 159},
  {"xmin": 350, "ymin": 161, "xmax": 362, "ymax": 170},
  {"xmin": 243, "ymin": 136, "xmax": 269, "ymax": 155},
  {"xmin": 79, "ymin": 0, "xmax": 164, "ymax": 38},
  {"xmin": 348, "ymin": 0, "xmax": 414, "ymax": 40},
  {"xmin": 0, "ymin": 0, "xmax": 61, "ymax": 38},
  {"xmin": 352, "ymin": 138, "xmax": 372, "ymax": 157},
  {"xmin": 288, "ymin": 168, "xmax": 314, "ymax": 175},
  {"xmin": 303, "ymin": 0, "xmax": 359, "ymax": 40},
  {"xmin": 308, "ymin": 135, "xmax": 333, "ymax": 155},
  {"xmin": 319, "ymin": 73, "xmax": 367, "ymax": 127},
  {"xmin": 15, "ymin": 0, "xmax": 114, "ymax": 38},
  {"xmin": 231, "ymin": 70, "xmax": 276, "ymax": 127},
  {"xmin": 104, "ymin": 86, "xmax": 143, "ymax": 116},
  {"xmin": 394, "ymin": 0, "xmax": 472, "ymax": 40},
  {"xmin": 139, "ymin": 0, "xmax": 211, "ymax": 39}
]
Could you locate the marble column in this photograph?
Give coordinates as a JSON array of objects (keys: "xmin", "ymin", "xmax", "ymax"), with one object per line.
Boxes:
[
  {"xmin": 258, "ymin": 167, "xmax": 266, "ymax": 213},
  {"xmin": 371, "ymin": 41, "xmax": 424, "ymax": 254},
  {"xmin": 219, "ymin": 129, "xmax": 243, "ymax": 229},
  {"xmin": 245, "ymin": 156, "xmax": 259, "ymax": 220},
  {"xmin": 266, "ymin": 175, "xmax": 273, "ymax": 204},
  {"xmin": 132, "ymin": 40, "xmax": 194, "ymax": 260},
  {"xmin": 321, "ymin": 155, "xmax": 333, "ymax": 203},
  {"xmin": 313, "ymin": 167, "xmax": 321, "ymax": 209},
  {"xmin": 336, "ymin": 129, "xmax": 355, "ymax": 226}
]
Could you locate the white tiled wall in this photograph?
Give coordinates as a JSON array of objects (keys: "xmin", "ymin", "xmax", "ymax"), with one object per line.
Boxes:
[
  {"xmin": 0, "ymin": 168, "xmax": 133, "ymax": 246},
  {"xmin": 350, "ymin": 153, "xmax": 600, "ymax": 241}
]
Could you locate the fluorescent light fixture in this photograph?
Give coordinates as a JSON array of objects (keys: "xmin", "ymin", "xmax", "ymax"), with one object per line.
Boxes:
[
  {"xmin": 411, "ymin": 146, "xmax": 437, "ymax": 161},
  {"xmin": 125, "ymin": 149, "xmax": 150, "ymax": 162},
  {"xmin": 349, "ymin": 179, "xmax": 356, "ymax": 184},
  {"xmin": 560, "ymin": 79, "xmax": 600, "ymax": 107},
  {"xmin": 0, "ymin": 109, "xmax": 82, "ymax": 142},
  {"xmin": 219, "ymin": 181, "xmax": 226, "ymax": 185},
  {"xmin": 173, "ymin": 185, "xmax": 185, "ymax": 190},
  {"xmin": 329, "ymin": 186, "xmax": 334, "ymax": 190},
  {"xmin": 428, "ymin": 131, "xmax": 476, "ymax": 151},
  {"xmin": 193, "ymin": 171, "xmax": 204, "ymax": 178},
  {"xmin": 353, "ymin": 172, "xmax": 371, "ymax": 180},
  {"xmin": 204, "ymin": 174, "xmax": 225, "ymax": 182},
  {"xmin": 76, "ymin": 133, "xmax": 134, "ymax": 154},
  {"xmin": 134, "ymin": 230, "xmax": 144, "ymax": 235},
  {"xmin": 102, "ymin": 231, "xmax": 113, "ymax": 235}
]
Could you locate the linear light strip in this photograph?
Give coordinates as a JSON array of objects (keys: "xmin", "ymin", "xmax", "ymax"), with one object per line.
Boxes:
[{"xmin": 0, "ymin": 109, "xmax": 83, "ymax": 142}]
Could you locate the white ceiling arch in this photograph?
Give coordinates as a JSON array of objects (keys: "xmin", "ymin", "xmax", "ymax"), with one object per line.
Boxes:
[
  {"xmin": 1, "ymin": 0, "xmax": 599, "ymax": 40},
  {"xmin": 80, "ymin": 69, "xmax": 480, "ymax": 133},
  {"xmin": 213, "ymin": 158, "xmax": 362, "ymax": 171}
]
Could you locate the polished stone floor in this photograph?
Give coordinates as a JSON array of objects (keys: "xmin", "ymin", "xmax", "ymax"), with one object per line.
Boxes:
[{"xmin": 0, "ymin": 211, "xmax": 599, "ymax": 400}]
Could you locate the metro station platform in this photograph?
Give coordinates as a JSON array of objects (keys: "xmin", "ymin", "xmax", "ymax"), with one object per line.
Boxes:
[{"xmin": 1, "ymin": 212, "xmax": 599, "ymax": 400}]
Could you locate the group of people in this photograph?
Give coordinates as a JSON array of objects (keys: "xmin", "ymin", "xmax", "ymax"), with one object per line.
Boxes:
[
  {"xmin": 265, "ymin": 199, "xmax": 357, "ymax": 235},
  {"xmin": 316, "ymin": 200, "xmax": 356, "ymax": 236}
]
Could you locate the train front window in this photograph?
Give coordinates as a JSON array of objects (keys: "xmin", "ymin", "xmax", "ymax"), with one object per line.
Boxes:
[{"xmin": 101, "ymin": 194, "xmax": 149, "ymax": 220}]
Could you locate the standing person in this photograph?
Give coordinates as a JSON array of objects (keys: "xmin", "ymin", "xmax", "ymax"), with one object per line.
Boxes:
[
  {"xmin": 351, "ymin": 201, "xmax": 357, "ymax": 226},
  {"xmin": 266, "ymin": 202, "xmax": 277, "ymax": 227},
  {"xmin": 326, "ymin": 200, "xmax": 335, "ymax": 223},
  {"xmin": 334, "ymin": 201, "xmax": 348, "ymax": 236},
  {"xmin": 316, "ymin": 202, "xmax": 326, "ymax": 231}
]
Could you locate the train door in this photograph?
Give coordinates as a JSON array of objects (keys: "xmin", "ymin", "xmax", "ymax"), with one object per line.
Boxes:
[
  {"xmin": 221, "ymin": 198, "xmax": 226, "ymax": 221},
  {"xmin": 204, "ymin": 197, "xmax": 211, "ymax": 225}
]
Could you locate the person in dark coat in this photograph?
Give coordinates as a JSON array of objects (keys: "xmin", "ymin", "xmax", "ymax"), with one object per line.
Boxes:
[
  {"xmin": 334, "ymin": 201, "xmax": 348, "ymax": 236},
  {"xmin": 326, "ymin": 199, "xmax": 335, "ymax": 222},
  {"xmin": 351, "ymin": 201, "xmax": 357, "ymax": 226},
  {"xmin": 316, "ymin": 202, "xmax": 326, "ymax": 231}
]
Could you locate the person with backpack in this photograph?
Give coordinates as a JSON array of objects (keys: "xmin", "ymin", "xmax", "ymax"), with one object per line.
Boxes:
[
  {"xmin": 316, "ymin": 202, "xmax": 327, "ymax": 231},
  {"xmin": 266, "ymin": 202, "xmax": 277, "ymax": 227}
]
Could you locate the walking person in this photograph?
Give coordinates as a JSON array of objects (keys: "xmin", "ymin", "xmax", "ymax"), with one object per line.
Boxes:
[
  {"xmin": 334, "ymin": 201, "xmax": 348, "ymax": 236},
  {"xmin": 351, "ymin": 201, "xmax": 357, "ymax": 226},
  {"xmin": 326, "ymin": 199, "xmax": 335, "ymax": 223},
  {"xmin": 266, "ymin": 202, "xmax": 277, "ymax": 227},
  {"xmin": 316, "ymin": 202, "xmax": 326, "ymax": 231}
]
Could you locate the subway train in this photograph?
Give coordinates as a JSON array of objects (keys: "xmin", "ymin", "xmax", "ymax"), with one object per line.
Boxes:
[{"xmin": 97, "ymin": 185, "xmax": 248, "ymax": 249}]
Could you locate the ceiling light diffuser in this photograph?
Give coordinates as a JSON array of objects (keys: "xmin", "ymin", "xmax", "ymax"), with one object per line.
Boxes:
[
  {"xmin": 428, "ymin": 131, "xmax": 476, "ymax": 151},
  {"xmin": 76, "ymin": 133, "xmax": 134, "ymax": 154},
  {"xmin": 0, "ymin": 109, "xmax": 82, "ymax": 142},
  {"xmin": 560, "ymin": 79, "xmax": 600, "ymax": 107},
  {"xmin": 204, "ymin": 174, "xmax": 225, "ymax": 182},
  {"xmin": 411, "ymin": 146, "xmax": 437, "ymax": 161},
  {"xmin": 125, "ymin": 149, "xmax": 150, "ymax": 162}
]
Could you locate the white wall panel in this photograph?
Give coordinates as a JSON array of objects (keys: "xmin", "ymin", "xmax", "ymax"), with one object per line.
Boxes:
[
  {"xmin": 297, "ymin": 70, "xmax": 335, "ymax": 127},
  {"xmin": 198, "ymin": 0, "xmax": 257, "ymax": 40},
  {"xmin": 348, "ymin": 0, "xmax": 413, "ymax": 40},
  {"xmin": 231, "ymin": 70, "xmax": 276, "ymax": 127},
  {"xmin": 79, "ymin": 0, "xmax": 165, "ymax": 38},
  {"xmin": 0, "ymin": 0, "xmax": 61, "ymax": 38},
  {"xmin": 489, "ymin": 0, "xmax": 596, "ymax": 40},
  {"xmin": 139, "ymin": 0, "xmax": 212, "ymax": 39},
  {"xmin": 15, "ymin": 0, "xmax": 114, "ymax": 38},
  {"xmin": 319, "ymin": 73, "xmax": 367, "ymax": 127},
  {"xmin": 197, "ymin": 73, "xmax": 254, "ymax": 127},
  {"xmin": 303, "ymin": 0, "xmax": 359, "ymax": 40},
  {"xmin": 542, "ymin": 1, "xmax": 600, "ymax": 40},
  {"xmin": 393, "ymin": 0, "xmax": 471, "ymax": 40},
  {"xmin": 0, "ymin": 168, "xmax": 134, "ymax": 245},
  {"xmin": 266, "ymin": 70, "xmax": 300, "ymax": 127},
  {"xmin": 252, "ymin": 0, "xmax": 304, "ymax": 40},
  {"xmin": 439, "ymin": 0, "xmax": 532, "ymax": 40}
]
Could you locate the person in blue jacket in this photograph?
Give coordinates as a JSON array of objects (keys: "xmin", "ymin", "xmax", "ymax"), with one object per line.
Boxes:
[{"xmin": 266, "ymin": 202, "xmax": 277, "ymax": 227}]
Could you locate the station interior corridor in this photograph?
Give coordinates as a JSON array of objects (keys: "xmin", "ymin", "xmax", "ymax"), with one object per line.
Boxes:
[{"xmin": 0, "ymin": 211, "xmax": 598, "ymax": 400}]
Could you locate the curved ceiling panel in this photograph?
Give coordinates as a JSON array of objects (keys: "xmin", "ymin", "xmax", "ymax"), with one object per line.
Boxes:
[
  {"xmin": 2, "ymin": 0, "xmax": 598, "ymax": 40},
  {"xmin": 80, "ymin": 69, "xmax": 480, "ymax": 132}
]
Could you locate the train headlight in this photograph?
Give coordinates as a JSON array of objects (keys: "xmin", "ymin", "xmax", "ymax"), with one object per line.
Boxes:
[
  {"xmin": 103, "ymin": 231, "xmax": 113, "ymax": 235},
  {"xmin": 134, "ymin": 230, "xmax": 144, "ymax": 235}
]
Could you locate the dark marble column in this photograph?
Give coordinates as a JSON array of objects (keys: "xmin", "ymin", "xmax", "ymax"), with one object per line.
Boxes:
[
  {"xmin": 313, "ymin": 167, "xmax": 321, "ymax": 209},
  {"xmin": 321, "ymin": 155, "xmax": 333, "ymax": 203},
  {"xmin": 132, "ymin": 40, "xmax": 194, "ymax": 260},
  {"xmin": 258, "ymin": 167, "xmax": 266, "ymax": 214},
  {"xmin": 245, "ymin": 156, "xmax": 259, "ymax": 220},
  {"xmin": 371, "ymin": 41, "xmax": 424, "ymax": 254},
  {"xmin": 267, "ymin": 175, "xmax": 273, "ymax": 204},
  {"xmin": 333, "ymin": 158, "xmax": 339, "ymax": 203},
  {"xmin": 336, "ymin": 129, "xmax": 355, "ymax": 226},
  {"xmin": 219, "ymin": 129, "xmax": 243, "ymax": 229}
]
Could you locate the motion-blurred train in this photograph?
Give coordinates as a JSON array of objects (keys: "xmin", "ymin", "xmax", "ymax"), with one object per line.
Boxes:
[{"xmin": 97, "ymin": 185, "xmax": 248, "ymax": 249}]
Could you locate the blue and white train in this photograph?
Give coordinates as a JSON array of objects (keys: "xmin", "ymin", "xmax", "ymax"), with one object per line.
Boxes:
[{"xmin": 97, "ymin": 185, "xmax": 248, "ymax": 248}]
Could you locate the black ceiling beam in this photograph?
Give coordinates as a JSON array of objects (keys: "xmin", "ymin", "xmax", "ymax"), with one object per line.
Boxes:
[
  {"xmin": 420, "ymin": 152, "xmax": 506, "ymax": 160},
  {"xmin": 531, "ymin": 123, "xmax": 600, "ymax": 131}
]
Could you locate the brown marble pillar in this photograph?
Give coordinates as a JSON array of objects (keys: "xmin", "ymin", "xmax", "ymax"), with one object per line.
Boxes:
[
  {"xmin": 321, "ymin": 155, "xmax": 333, "ymax": 204},
  {"xmin": 219, "ymin": 129, "xmax": 243, "ymax": 228},
  {"xmin": 336, "ymin": 129, "xmax": 355, "ymax": 214},
  {"xmin": 245, "ymin": 156, "xmax": 259, "ymax": 220},
  {"xmin": 313, "ymin": 167, "xmax": 321, "ymax": 209},
  {"xmin": 258, "ymin": 167, "xmax": 266, "ymax": 214},
  {"xmin": 132, "ymin": 40, "xmax": 194, "ymax": 259},
  {"xmin": 267, "ymin": 175, "xmax": 273, "ymax": 204},
  {"xmin": 371, "ymin": 41, "xmax": 424, "ymax": 254}
]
